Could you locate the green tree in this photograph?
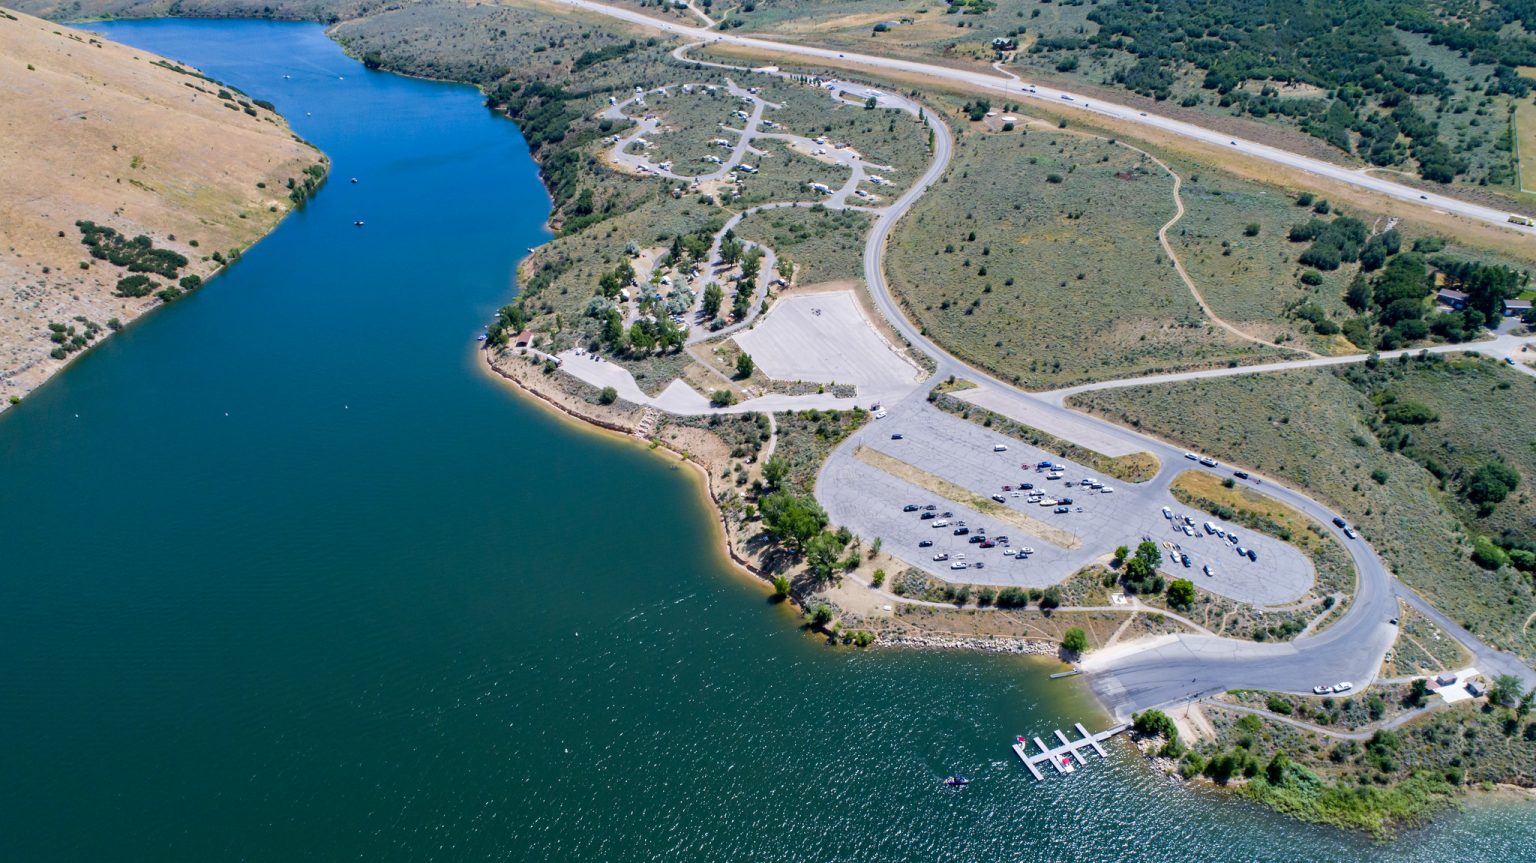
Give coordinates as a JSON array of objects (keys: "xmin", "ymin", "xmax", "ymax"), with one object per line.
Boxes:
[
  {"xmin": 1490, "ymin": 673, "xmax": 1524, "ymax": 708},
  {"xmin": 771, "ymin": 574, "xmax": 791, "ymax": 600},
  {"xmin": 761, "ymin": 456, "xmax": 787, "ymax": 489},
  {"xmin": 806, "ymin": 531, "xmax": 844, "ymax": 581},
  {"xmin": 1465, "ymin": 462, "xmax": 1520, "ymax": 507},
  {"xmin": 702, "ymin": 281, "xmax": 724, "ymax": 318},
  {"xmin": 1166, "ymin": 578, "xmax": 1196, "ymax": 610},
  {"xmin": 735, "ymin": 352, "xmax": 754, "ymax": 379},
  {"xmin": 1265, "ymin": 750, "xmax": 1292, "ymax": 786},
  {"xmin": 598, "ymin": 386, "xmax": 618, "ymax": 405},
  {"xmin": 1062, "ymin": 627, "xmax": 1089, "ymax": 654},
  {"xmin": 759, "ymin": 492, "xmax": 828, "ymax": 552}
]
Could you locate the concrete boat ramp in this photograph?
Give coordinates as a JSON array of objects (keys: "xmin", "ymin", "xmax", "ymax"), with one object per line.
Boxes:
[{"xmin": 1012, "ymin": 723, "xmax": 1128, "ymax": 780}]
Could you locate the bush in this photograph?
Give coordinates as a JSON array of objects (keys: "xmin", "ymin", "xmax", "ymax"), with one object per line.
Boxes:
[
  {"xmin": 598, "ymin": 386, "xmax": 618, "ymax": 405},
  {"xmin": 114, "ymin": 274, "xmax": 155, "ymax": 298},
  {"xmin": 1062, "ymin": 627, "xmax": 1088, "ymax": 654},
  {"xmin": 709, "ymin": 389, "xmax": 737, "ymax": 407},
  {"xmin": 1166, "ymin": 578, "xmax": 1196, "ymax": 610},
  {"xmin": 1471, "ymin": 536, "xmax": 1509, "ymax": 570}
]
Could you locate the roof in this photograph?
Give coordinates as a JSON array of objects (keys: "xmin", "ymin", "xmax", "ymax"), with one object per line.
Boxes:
[
  {"xmin": 1437, "ymin": 288, "xmax": 1469, "ymax": 301},
  {"xmin": 1505, "ymin": 298, "xmax": 1533, "ymax": 310},
  {"xmin": 513, "ymin": 329, "xmax": 533, "ymax": 344}
]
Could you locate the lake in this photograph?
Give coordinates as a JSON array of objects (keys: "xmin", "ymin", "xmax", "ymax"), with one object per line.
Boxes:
[{"xmin": 0, "ymin": 18, "xmax": 1530, "ymax": 861}]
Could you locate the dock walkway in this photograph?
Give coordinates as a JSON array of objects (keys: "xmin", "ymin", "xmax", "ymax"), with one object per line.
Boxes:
[{"xmin": 1011, "ymin": 722, "xmax": 1127, "ymax": 780}]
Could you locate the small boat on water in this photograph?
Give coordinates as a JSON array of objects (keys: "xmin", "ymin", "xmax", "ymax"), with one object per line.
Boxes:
[
  {"xmin": 943, "ymin": 775, "xmax": 969, "ymax": 787},
  {"xmin": 1059, "ymin": 756, "xmax": 1075, "ymax": 774},
  {"xmin": 350, "ymin": 177, "xmax": 358, "ymax": 184},
  {"xmin": 353, "ymin": 220, "xmax": 365, "ymax": 227}
]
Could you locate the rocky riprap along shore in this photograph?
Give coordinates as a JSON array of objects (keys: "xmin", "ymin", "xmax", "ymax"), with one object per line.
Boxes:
[{"xmin": 878, "ymin": 635, "xmax": 1060, "ymax": 656}]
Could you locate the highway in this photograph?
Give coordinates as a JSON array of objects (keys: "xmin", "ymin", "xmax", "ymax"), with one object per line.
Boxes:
[
  {"xmin": 556, "ymin": 0, "xmax": 1536, "ymax": 717},
  {"xmin": 552, "ymin": 0, "xmax": 1536, "ymax": 237}
]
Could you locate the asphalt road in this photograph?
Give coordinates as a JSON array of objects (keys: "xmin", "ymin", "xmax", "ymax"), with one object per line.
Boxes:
[
  {"xmin": 554, "ymin": 0, "xmax": 1536, "ymax": 236},
  {"xmin": 557, "ymin": 0, "xmax": 1536, "ymax": 716}
]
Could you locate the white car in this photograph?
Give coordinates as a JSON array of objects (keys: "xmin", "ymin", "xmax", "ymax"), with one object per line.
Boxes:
[
  {"xmin": 1203, "ymin": 564, "xmax": 1214, "ymax": 577},
  {"xmin": 1019, "ymin": 547, "xmax": 1035, "ymax": 555},
  {"xmin": 1162, "ymin": 506, "xmax": 1173, "ymax": 519},
  {"xmin": 1333, "ymin": 682, "xmax": 1353, "ymax": 693},
  {"xmin": 1100, "ymin": 486, "xmax": 1115, "ymax": 494},
  {"xmin": 950, "ymin": 561, "xmax": 969, "ymax": 570},
  {"xmin": 874, "ymin": 409, "xmax": 887, "ymax": 419},
  {"xmin": 1184, "ymin": 452, "xmax": 1197, "ymax": 461},
  {"xmin": 932, "ymin": 520, "xmax": 949, "ymax": 528},
  {"xmin": 993, "ymin": 444, "xmax": 1008, "ymax": 452},
  {"xmin": 1313, "ymin": 685, "xmax": 1331, "ymax": 695}
]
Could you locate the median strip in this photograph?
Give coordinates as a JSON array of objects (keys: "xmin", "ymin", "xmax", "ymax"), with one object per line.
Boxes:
[{"xmin": 853, "ymin": 446, "xmax": 1082, "ymax": 550}]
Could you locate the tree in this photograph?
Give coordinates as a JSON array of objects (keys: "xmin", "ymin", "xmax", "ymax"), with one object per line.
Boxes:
[
  {"xmin": 806, "ymin": 531, "xmax": 844, "ymax": 581},
  {"xmin": 761, "ymin": 456, "xmax": 787, "ymax": 490},
  {"xmin": 598, "ymin": 386, "xmax": 618, "ymax": 405},
  {"xmin": 735, "ymin": 352, "xmax": 754, "ymax": 379},
  {"xmin": 1132, "ymin": 709, "xmax": 1178, "ymax": 744},
  {"xmin": 1465, "ymin": 462, "xmax": 1520, "ymax": 507},
  {"xmin": 759, "ymin": 492, "xmax": 827, "ymax": 552},
  {"xmin": 771, "ymin": 574, "xmax": 790, "ymax": 600},
  {"xmin": 1265, "ymin": 750, "xmax": 1292, "ymax": 786},
  {"xmin": 1062, "ymin": 627, "xmax": 1088, "ymax": 654},
  {"xmin": 1490, "ymin": 673, "xmax": 1524, "ymax": 708},
  {"xmin": 1404, "ymin": 677, "xmax": 1429, "ymax": 707},
  {"xmin": 702, "ymin": 281, "xmax": 724, "ymax": 318},
  {"xmin": 1166, "ymin": 578, "xmax": 1196, "ymax": 610}
]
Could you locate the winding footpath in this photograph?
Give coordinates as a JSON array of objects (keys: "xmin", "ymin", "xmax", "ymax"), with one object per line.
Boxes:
[{"xmin": 558, "ymin": 0, "xmax": 1536, "ymax": 719}]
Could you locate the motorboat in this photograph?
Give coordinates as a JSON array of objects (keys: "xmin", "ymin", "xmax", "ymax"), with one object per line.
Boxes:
[{"xmin": 943, "ymin": 775, "xmax": 969, "ymax": 787}]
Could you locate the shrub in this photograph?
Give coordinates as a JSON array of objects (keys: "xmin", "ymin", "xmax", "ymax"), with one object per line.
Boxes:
[
  {"xmin": 598, "ymin": 386, "xmax": 618, "ymax": 405},
  {"xmin": 1062, "ymin": 627, "xmax": 1088, "ymax": 654}
]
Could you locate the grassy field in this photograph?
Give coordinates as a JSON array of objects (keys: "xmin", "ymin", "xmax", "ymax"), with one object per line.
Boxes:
[
  {"xmin": 732, "ymin": 205, "xmax": 869, "ymax": 286},
  {"xmin": 1070, "ymin": 353, "xmax": 1536, "ymax": 663},
  {"xmin": 1516, "ymin": 96, "xmax": 1536, "ymax": 194},
  {"xmin": 641, "ymin": 85, "xmax": 751, "ymax": 175},
  {"xmin": 886, "ymin": 123, "xmax": 1291, "ymax": 388}
]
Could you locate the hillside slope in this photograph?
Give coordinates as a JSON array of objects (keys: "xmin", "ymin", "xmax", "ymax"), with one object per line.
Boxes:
[{"xmin": 0, "ymin": 6, "xmax": 324, "ymax": 405}]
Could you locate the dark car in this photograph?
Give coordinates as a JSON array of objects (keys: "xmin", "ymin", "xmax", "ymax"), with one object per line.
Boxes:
[
  {"xmin": 918, "ymin": 539, "xmax": 933, "ymax": 548},
  {"xmin": 903, "ymin": 504, "xmax": 920, "ymax": 512},
  {"xmin": 1246, "ymin": 549, "xmax": 1258, "ymax": 561},
  {"xmin": 979, "ymin": 540, "xmax": 996, "ymax": 548},
  {"xmin": 1019, "ymin": 483, "xmax": 1034, "ymax": 490},
  {"xmin": 1054, "ymin": 505, "xmax": 1070, "ymax": 513},
  {"xmin": 954, "ymin": 527, "xmax": 970, "ymax": 536},
  {"xmin": 1059, "ymin": 497, "xmax": 1074, "ymax": 505},
  {"xmin": 969, "ymin": 535, "xmax": 986, "ymax": 544},
  {"xmin": 974, "ymin": 562, "xmax": 985, "ymax": 570},
  {"xmin": 994, "ymin": 535, "xmax": 1010, "ymax": 544},
  {"xmin": 1233, "ymin": 471, "xmax": 1249, "ymax": 480},
  {"xmin": 924, "ymin": 504, "xmax": 937, "ymax": 511},
  {"xmin": 941, "ymin": 511, "xmax": 954, "ymax": 518},
  {"xmin": 1181, "ymin": 553, "xmax": 1192, "ymax": 567},
  {"xmin": 1332, "ymin": 516, "xmax": 1347, "ymax": 528},
  {"xmin": 920, "ymin": 511, "xmax": 936, "ymax": 520},
  {"xmin": 891, "ymin": 433, "xmax": 904, "ymax": 440}
]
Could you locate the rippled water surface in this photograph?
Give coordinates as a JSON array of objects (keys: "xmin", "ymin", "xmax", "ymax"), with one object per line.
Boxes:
[{"xmin": 1, "ymin": 19, "xmax": 1532, "ymax": 861}]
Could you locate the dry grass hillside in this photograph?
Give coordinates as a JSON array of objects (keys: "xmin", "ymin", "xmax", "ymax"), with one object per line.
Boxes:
[{"xmin": 0, "ymin": 6, "xmax": 324, "ymax": 406}]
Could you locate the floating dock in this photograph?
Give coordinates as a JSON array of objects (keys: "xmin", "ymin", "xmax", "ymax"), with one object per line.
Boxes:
[{"xmin": 1012, "ymin": 722, "xmax": 1128, "ymax": 780}]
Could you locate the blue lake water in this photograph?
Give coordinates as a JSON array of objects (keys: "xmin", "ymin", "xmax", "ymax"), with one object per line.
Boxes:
[{"xmin": 0, "ymin": 18, "xmax": 1531, "ymax": 861}]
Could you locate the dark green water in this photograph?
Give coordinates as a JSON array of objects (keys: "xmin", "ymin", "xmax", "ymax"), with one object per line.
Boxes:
[{"xmin": 1, "ymin": 19, "xmax": 1531, "ymax": 861}]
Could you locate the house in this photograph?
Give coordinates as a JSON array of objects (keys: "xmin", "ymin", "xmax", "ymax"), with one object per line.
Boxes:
[
  {"xmin": 1466, "ymin": 679, "xmax": 1487, "ymax": 698},
  {"xmin": 1436, "ymin": 288, "xmax": 1469, "ymax": 310},
  {"xmin": 1435, "ymin": 672, "xmax": 1458, "ymax": 687},
  {"xmin": 1504, "ymin": 298, "xmax": 1532, "ymax": 317},
  {"xmin": 513, "ymin": 329, "xmax": 533, "ymax": 348}
]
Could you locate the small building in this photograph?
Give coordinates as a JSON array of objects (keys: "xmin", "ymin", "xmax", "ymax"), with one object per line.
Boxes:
[
  {"xmin": 513, "ymin": 329, "xmax": 533, "ymax": 348},
  {"xmin": 1466, "ymin": 679, "xmax": 1487, "ymax": 698},
  {"xmin": 1436, "ymin": 288, "xmax": 1469, "ymax": 310},
  {"xmin": 1435, "ymin": 672, "xmax": 1458, "ymax": 687},
  {"xmin": 1504, "ymin": 298, "xmax": 1532, "ymax": 317}
]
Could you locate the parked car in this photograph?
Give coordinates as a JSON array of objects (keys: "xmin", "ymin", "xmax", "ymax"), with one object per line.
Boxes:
[
  {"xmin": 1100, "ymin": 486, "xmax": 1115, "ymax": 494},
  {"xmin": 942, "ymin": 511, "xmax": 954, "ymax": 518},
  {"xmin": 954, "ymin": 527, "xmax": 970, "ymax": 536},
  {"xmin": 1181, "ymin": 553, "xmax": 1191, "ymax": 567},
  {"xmin": 993, "ymin": 444, "xmax": 1008, "ymax": 452},
  {"xmin": 979, "ymin": 540, "xmax": 995, "ymax": 548},
  {"xmin": 1235, "ymin": 546, "xmax": 1249, "ymax": 558},
  {"xmin": 1019, "ymin": 547, "xmax": 1035, "ymax": 555},
  {"xmin": 920, "ymin": 511, "xmax": 936, "ymax": 520},
  {"xmin": 950, "ymin": 561, "xmax": 969, "ymax": 570},
  {"xmin": 1333, "ymin": 682, "xmax": 1353, "ymax": 693},
  {"xmin": 891, "ymin": 433, "xmax": 904, "ymax": 440},
  {"xmin": 1246, "ymin": 549, "xmax": 1258, "ymax": 561},
  {"xmin": 918, "ymin": 539, "xmax": 933, "ymax": 548},
  {"xmin": 1059, "ymin": 497, "xmax": 1074, "ymax": 505},
  {"xmin": 1233, "ymin": 471, "xmax": 1249, "ymax": 479},
  {"xmin": 1184, "ymin": 452, "xmax": 1198, "ymax": 460},
  {"xmin": 932, "ymin": 553, "xmax": 949, "ymax": 561},
  {"xmin": 1332, "ymin": 516, "xmax": 1347, "ymax": 528},
  {"xmin": 903, "ymin": 504, "xmax": 920, "ymax": 512},
  {"xmin": 1199, "ymin": 456, "xmax": 1217, "ymax": 467},
  {"xmin": 974, "ymin": 562, "xmax": 985, "ymax": 570},
  {"xmin": 1162, "ymin": 506, "xmax": 1173, "ymax": 519},
  {"xmin": 1203, "ymin": 564, "xmax": 1214, "ymax": 577},
  {"xmin": 1020, "ymin": 483, "xmax": 1034, "ymax": 490},
  {"xmin": 991, "ymin": 494, "xmax": 1007, "ymax": 503},
  {"xmin": 1054, "ymin": 505, "xmax": 1070, "ymax": 513},
  {"xmin": 1344, "ymin": 527, "xmax": 1357, "ymax": 539},
  {"xmin": 932, "ymin": 520, "xmax": 949, "ymax": 528},
  {"xmin": 994, "ymin": 535, "xmax": 1010, "ymax": 544},
  {"xmin": 968, "ymin": 535, "xmax": 985, "ymax": 544},
  {"xmin": 1313, "ymin": 685, "xmax": 1331, "ymax": 695},
  {"xmin": 924, "ymin": 504, "xmax": 937, "ymax": 511}
]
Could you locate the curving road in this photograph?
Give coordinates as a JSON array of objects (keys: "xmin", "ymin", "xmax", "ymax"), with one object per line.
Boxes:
[
  {"xmin": 559, "ymin": 0, "xmax": 1536, "ymax": 717},
  {"xmin": 552, "ymin": 0, "xmax": 1536, "ymax": 236}
]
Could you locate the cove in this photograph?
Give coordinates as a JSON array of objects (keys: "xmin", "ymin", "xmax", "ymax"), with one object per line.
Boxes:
[{"xmin": 0, "ymin": 19, "xmax": 1531, "ymax": 862}]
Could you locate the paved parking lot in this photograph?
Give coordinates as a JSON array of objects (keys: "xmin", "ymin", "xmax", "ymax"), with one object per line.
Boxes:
[
  {"xmin": 819, "ymin": 403, "xmax": 1314, "ymax": 605},
  {"xmin": 734, "ymin": 292, "xmax": 921, "ymax": 402}
]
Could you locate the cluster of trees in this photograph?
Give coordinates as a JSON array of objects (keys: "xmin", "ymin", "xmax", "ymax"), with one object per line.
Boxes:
[
  {"xmin": 1120, "ymin": 540, "xmax": 1165, "ymax": 594},
  {"xmin": 1288, "ymin": 215, "xmax": 1370, "ymax": 272},
  {"xmin": 1027, "ymin": 0, "xmax": 1536, "ymax": 181},
  {"xmin": 758, "ymin": 489, "xmax": 862, "ymax": 582},
  {"xmin": 77, "ymin": 221, "xmax": 188, "ymax": 278},
  {"xmin": 44, "ymin": 317, "xmax": 103, "ymax": 361}
]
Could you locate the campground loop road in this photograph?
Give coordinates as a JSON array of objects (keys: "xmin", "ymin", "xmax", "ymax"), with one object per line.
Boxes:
[{"xmin": 553, "ymin": 0, "xmax": 1536, "ymax": 717}]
